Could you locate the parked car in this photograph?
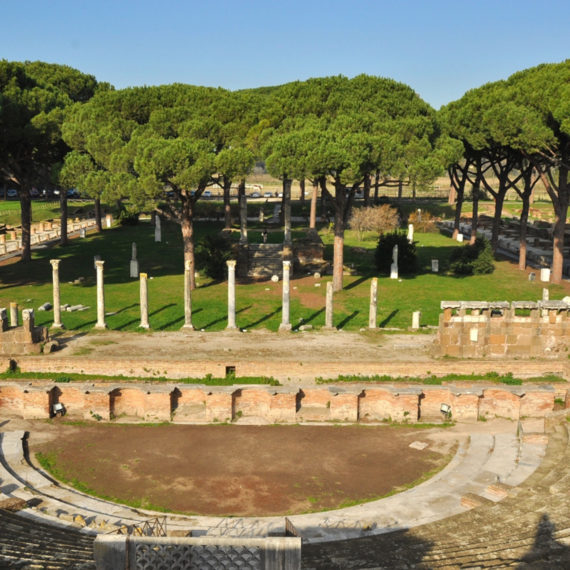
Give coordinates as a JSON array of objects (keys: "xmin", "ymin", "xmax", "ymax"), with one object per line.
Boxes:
[
  {"xmin": 250, "ymin": 192, "xmax": 261, "ymax": 198},
  {"xmin": 203, "ymin": 190, "xmax": 212, "ymax": 198},
  {"xmin": 6, "ymin": 189, "xmax": 18, "ymax": 199},
  {"xmin": 263, "ymin": 192, "xmax": 273, "ymax": 198},
  {"xmin": 67, "ymin": 189, "xmax": 80, "ymax": 198}
]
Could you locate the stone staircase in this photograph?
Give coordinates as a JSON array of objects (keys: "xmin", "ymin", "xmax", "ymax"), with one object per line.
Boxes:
[
  {"xmin": 0, "ymin": 507, "xmax": 95, "ymax": 569},
  {"xmin": 302, "ymin": 417, "xmax": 570, "ymax": 569},
  {"xmin": 247, "ymin": 243, "xmax": 283, "ymax": 279}
]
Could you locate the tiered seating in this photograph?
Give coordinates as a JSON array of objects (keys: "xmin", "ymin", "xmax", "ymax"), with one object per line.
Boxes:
[
  {"xmin": 302, "ymin": 419, "xmax": 570, "ymax": 568},
  {"xmin": 0, "ymin": 507, "xmax": 95, "ymax": 569}
]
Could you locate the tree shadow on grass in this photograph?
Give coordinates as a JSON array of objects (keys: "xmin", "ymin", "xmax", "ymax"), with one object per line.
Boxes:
[
  {"xmin": 158, "ymin": 308, "xmax": 203, "ymax": 331},
  {"xmin": 202, "ymin": 305, "xmax": 251, "ymax": 330},
  {"xmin": 337, "ymin": 310, "xmax": 359, "ymax": 329},
  {"xmin": 113, "ymin": 303, "xmax": 178, "ymax": 331},
  {"xmin": 344, "ymin": 276, "xmax": 369, "ymax": 291},
  {"xmin": 293, "ymin": 307, "xmax": 325, "ymax": 330},
  {"xmin": 242, "ymin": 307, "xmax": 281, "ymax": 329},
  {"xmin": 380, "ymin": 309, "xmax": 399, "ymax": 327}
]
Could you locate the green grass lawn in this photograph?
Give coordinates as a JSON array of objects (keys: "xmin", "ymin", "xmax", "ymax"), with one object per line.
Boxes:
[
  {"xmin": 0, "ymin": 199, "xmax": 93, "ymax": 227},
  {"xmin": 0, "ymin": 218, "xmax": 566, "ymax": 333}
]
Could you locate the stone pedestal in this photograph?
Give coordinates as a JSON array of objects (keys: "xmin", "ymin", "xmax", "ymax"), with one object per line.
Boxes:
[
  {"xmin": 412, "ymin": 311, "xmax": 421, "ymax": 330},
  {"xmin": 540, "ymin": 268, "xmax": 550, "ymax": 282},
  {"xmin": 130, "ymin": 242, "xmax": 139, "ymax": 278},
  {"xmin": 390, "ymin": 244, "xmax": 399, "ymax": 280}
]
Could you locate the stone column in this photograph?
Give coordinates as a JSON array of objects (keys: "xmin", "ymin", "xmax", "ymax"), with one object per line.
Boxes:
[
  {"xmin": 50, "ymin": 259, "xmax": 63, "ymax": 328},
  {"xmin": 283, "ymin": 179, "xmax": 292, "ymax": 246},
  {"xmin": 369, "ymin": 277, "xmax": 378, "ymax": 329},
  {"xmin": 407, "ymin": 223, "xmax": 414, "ymax": 243},
  {"xmin": 182, "ymin": 260, "xmax": 194, "ymax": 330},
  {"xmin": 279, "ymin": 260, "xmax": 292, "ymax": 331},
  {"xmin": 154, "ymin": 216, "xmax": 162, "ymax": 242},
  {"xmin": 95, "ymin": 260, "xmax": 107, "ymax": 329},
  {"xmin": 390, "ymin": 244, "xmax": 399, "ymax": 279},
  {"xmin": 105, "ymin": 214, "xmax": 113, "ymax": 228},
  {"xmin": 324, "ymin": 281, "xmax": 334, "ymax": 329},
  {"xmin": 139, "ymin": 273, "xmax": 150, "ymax": 329},
  {"xmin": 130, "ymin": 242, "xmax": 139, "ymax": 279},
  {"xmin": 9, "ymin": 302, "xmax": 19, "ymax": 327},
  {"xmin": 226, "ymin": 260, "xmax": 237, "ymax": 330}
]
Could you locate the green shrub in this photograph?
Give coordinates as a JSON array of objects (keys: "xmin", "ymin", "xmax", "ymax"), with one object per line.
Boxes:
[
  {"xmin": 449, "ymin": 237, "xmax": 494, "ymax": 275},
  {"xmin": 375, "ymin": 232, "xmax": 417, "ymax": 275},
  {"xmin": 195, "ymin": 232, "xmax": 235, "ymax": 280}
]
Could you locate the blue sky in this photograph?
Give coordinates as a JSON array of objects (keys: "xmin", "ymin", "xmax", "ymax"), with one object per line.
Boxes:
[{"xmin": 2, "ymin": 0, "xmax": 568, "ymax": 109}]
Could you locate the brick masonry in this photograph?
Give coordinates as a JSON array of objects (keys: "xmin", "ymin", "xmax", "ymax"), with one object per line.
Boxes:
[
  {"xmin": 437, "ymin": 300, "xmax": 570, "ymax": 358},
  {"xmin": 1, "ymin": 381, "xmax": 566, "ymax": 423}
]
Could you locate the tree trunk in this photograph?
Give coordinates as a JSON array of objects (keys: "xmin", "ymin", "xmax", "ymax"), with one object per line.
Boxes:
[
  {"xmin": 181, "ymin": 195, "xmax": 196, "ymax": 290},
  {"xmin": 238, "ymin": 180, "xmax": 247, "ymax": 243},
  {"xmin": 299, "ymin": 178, "xmax": 305, "ymax": 202},
  {"xmin": 332, "ymin": 179, "xmax": 347, "ymax": 291},
  {"xmin": 363, "ymin": 173, "xmax": 371, "ymax": 206},
  {"xmin": 19, "ymin": 187, "xmax": 32, "ymax": 262},
  {"xmin": 223, "ymin": 178, "xmax": 232, "ymax": 230},
  {"xmin": 59, "ymin": 190, "xmax": 68, "ymax": 246},
  {"xmin": 397, "ymin": 179, "xmax": 403, "ymax": 201},
  {"xmin": 490, "ymin": 189, "xmax": 505, "ymax": 253},
  {"xmin": 470, "ymin": 177, "xmax": 480, "ymax": 245},
  {"xmin": 309, "ymin": 180, "xmax": 318, "ymax": 230},
  {"xmin": 448, "ymin": 184, "xmax": 456, "ymax": 205},
  {"xmin": 550, "ymin": 165, "xmax": 569, "ymax": 284},
  {"xmin": 412, "ymin": 180, "xmax": 417, "ymax": 200},
  {"xmin": 94, "ymin": 198, "xmax": 102, "ymax": 232},
  {"xmin": 519, "ymin": 197, "xmax": 529, "ymax": 270},
  {"xmin": 374, "ymin": 171, "xmax": 380, "ymax": 204}
]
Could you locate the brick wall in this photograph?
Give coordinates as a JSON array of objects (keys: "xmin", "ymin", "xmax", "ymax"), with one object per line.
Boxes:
[{"xmin": 2, "ymin": 381, "xmax": 563, "ymax": 423}]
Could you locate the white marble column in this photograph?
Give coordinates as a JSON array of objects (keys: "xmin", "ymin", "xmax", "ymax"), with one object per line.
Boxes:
[
  {"xmin": 50, "ymin": 259, "xmax": 63, "ymax": 328},
  {"xmin": 95, "ymin": 260, "xmax": 107, "ymax": 329},
  {"xmin": 369, "ymin": 277, "xmax": 378, "ymax": 329},
  {"xmin": 139, "ymin": 273, "xmax": 150, "ymax": 329},
  {"xmin": 279, "ymin": 260, "xmax": 292, "ymax": 331},
  {"xmin": 226, "ymin": 260, "xmax": 237, "ymax": 330},
  {"xmin": 182, "ymin": 260, "xmax": 194, "ymax": 330}
]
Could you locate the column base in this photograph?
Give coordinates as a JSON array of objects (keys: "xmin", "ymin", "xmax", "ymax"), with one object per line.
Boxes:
[
  {"xmin": 181, "ymin": 323, "xmax": 194, "ymax": 331},
  {"xmin": 51, "ymin": 323, "xmax": 65, "ymax": 329},
  {"xmin": 94, "ymin": 323, "xmax": 107, "ymax": 330},
  {"xmin": 278, "ymin": 323, "xmax": 292, "ymax": 332},
  {"xmin": 139, "ymin": 323, "xmax": 150, "ymax": 329},
  {"xmin": 226, "ymin": 325, "xmax": 238, "ymax": 331}
]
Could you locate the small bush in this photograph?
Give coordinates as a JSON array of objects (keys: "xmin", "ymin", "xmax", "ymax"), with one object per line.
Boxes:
[
  {"xmin": 407, "ymin": 210, "xmax": 437, "ymax": 233},
  {"xmin": 195, "ymin": 233, "xmax": 234, "ymax": 280},
  {"xmin": 349, "ymin": 204, "xmax": 400, "ymax": 240},
  {"xmin": 450, "ymin": 237, "xmax": 494, "ymax": 275},
  {"xmin": 375, "ymin": 232, "xmax": 417, "ymax": 275}
]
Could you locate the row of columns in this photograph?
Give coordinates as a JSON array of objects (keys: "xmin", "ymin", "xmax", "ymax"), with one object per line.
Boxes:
[{"xmin": 48, "ymin": 259, "xmax": 418, "ymax": 332}]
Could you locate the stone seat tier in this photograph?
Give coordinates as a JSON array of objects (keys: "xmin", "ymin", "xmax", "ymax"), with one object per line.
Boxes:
[{"xmin": 302, "ymin": 419, "xmax": 570, "ymax": 569}]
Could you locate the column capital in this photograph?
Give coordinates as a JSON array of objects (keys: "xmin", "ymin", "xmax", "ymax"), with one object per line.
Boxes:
[
  {"xmin": 139, "ymin": 272, "xmax": 148, "ymax": 279},
  {"xmin": 95, "ymin": 260, "xmax": 105, "ymax": 269},
  {"xmin": 50, "ymin": 258, "xmax": 61, "ymax": 269},
  {"xmin": 283, "ymin": 260, "xmax": 291, "ymax": 270},
  {"xmin": 226, "ymin": 259, "xmax": 236, "ymax": 269}
]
